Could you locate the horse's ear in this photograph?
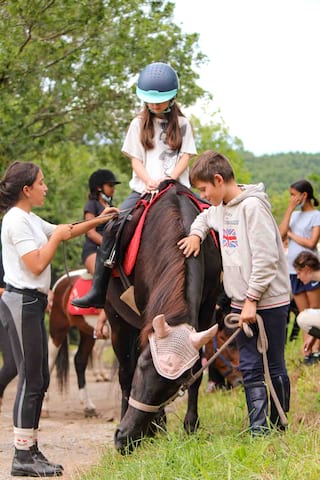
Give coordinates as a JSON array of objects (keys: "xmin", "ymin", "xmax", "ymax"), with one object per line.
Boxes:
[
  {"xmin": 189, "ymin": 324, "xmax": 218, "ymax": 350},
  {"xmin": 152, "ymin": 314, "xmax": 171, "ymax": 338}
]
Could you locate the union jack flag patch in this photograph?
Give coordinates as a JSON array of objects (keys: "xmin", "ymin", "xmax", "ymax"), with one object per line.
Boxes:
[{"xmin": 223, "ymin": 228, "xmax": 238, "ymax": 248}]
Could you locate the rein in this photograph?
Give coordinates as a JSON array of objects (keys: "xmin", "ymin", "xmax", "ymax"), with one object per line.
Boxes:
[
  {"xmin": 211, "ymin": 335, "xmax": 237, "ymax": 378},
  {"xmin": 61, "ymin": 211, "xmax": 122, "ymax": 280},
  {"xmin": 128, "ymin": 313, "xmax": 288, "ymax": 427}
]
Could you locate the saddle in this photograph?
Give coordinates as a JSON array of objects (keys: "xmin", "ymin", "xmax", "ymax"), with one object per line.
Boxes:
[
  {"xmin": 68, "ymin": 275, "xmax": 100, "ymax": 316},
  {"xmin": 107, "ymin": 180, "xmax": 218, "ymax": 313}
]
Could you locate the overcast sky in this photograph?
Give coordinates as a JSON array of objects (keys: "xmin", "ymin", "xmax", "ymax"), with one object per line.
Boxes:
[{"xmin": 174, "ymin": 0, "xmax": 320, "ymax": 155}]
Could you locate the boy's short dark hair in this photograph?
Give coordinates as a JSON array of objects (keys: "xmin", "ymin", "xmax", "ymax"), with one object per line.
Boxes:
[{"xmin": 190, "ymin": 150, "xmax": 234, "ymax": 186}]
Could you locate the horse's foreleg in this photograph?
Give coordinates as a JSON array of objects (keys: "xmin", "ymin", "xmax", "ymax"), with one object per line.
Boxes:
[
  {"xmin": 79, "ymin": 386, "xmax": 97, "ymax": 417},
  {"xmin": 91, "ymin": 339, "xmax": 109, "ymax": 382},
  {"xmin": 184, "ymin": 370, "xmax": 203, "ymax": 433},
  {"xmin": 74, "ymin": 334, "xmax": 97, "ymax": 417}
]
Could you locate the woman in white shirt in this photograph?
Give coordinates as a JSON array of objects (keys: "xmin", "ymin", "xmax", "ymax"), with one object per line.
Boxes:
[{"xmin": 0, "ymin": 161, "xmax": 118, "ymax": 477}]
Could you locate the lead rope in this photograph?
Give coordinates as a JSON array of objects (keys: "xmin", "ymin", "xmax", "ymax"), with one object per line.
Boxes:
[{"xmin": 60, "ymin": 211, "xmax": 121, "ymax": 280}]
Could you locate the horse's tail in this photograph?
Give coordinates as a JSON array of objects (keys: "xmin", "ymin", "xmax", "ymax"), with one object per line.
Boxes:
[{"xmin": 55, "ymin": 337, "xmax": 70, "ymax": 393}]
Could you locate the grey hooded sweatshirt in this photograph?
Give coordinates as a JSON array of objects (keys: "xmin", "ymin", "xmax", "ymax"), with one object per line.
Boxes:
[{"xmin": 190, "ymin": 183, "xmax": 290, "ymax": 310}]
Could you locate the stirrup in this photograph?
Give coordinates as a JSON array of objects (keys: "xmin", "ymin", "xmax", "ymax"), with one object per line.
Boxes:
[{"xmin": 104, "ymin": 245, "xmax": 116, "ymax": 268}]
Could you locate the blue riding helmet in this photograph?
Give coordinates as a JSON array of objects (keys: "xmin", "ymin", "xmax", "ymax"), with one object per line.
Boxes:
[{"xmin": 136, "ymin": 62, "xmax": 179, "ymax": 104}]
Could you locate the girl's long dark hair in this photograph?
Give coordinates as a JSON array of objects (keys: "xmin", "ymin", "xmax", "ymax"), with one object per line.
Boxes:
[
  {"xmin": 138, "ymin": 102, "xmax": 185, "ymax": 151},
  {"xmin": 0, "ymin": 161, "xmax": 39, "ymax": 212}
]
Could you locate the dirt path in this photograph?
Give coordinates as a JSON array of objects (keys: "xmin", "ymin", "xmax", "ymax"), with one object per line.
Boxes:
[{"xmin": 0, "ymin": 364, "xmax": 121, "ymax": 479}]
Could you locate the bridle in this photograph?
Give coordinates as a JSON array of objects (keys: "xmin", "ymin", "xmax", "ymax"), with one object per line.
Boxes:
[
  {"xmin": 128, "ymin": 313, "xmax": 288, "ymax": 427},
  {"xmin": 128, "ymin": 314, "xmax": 248, "ymax": 414}
]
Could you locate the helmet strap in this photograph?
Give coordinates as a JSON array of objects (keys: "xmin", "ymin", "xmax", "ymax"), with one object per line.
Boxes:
[{"xmin": 100, "ymin": 192, "xmax": 112, "ymax": 205}]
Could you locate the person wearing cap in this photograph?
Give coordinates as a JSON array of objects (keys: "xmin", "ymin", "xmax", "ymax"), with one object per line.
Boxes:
[
  {"xmin": 72, "ymin": 62, "xmax": 196, "ymax": 310},
  {"xmin": 81, "ymin": 169, "xmax": 121, "ymax": 277},
  {"xmin": 76, "ymin": 169, "xmax": 121, "ymax": 325}
]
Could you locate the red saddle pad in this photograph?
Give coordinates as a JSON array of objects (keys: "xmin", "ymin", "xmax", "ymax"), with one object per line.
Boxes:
[{"xmin": 68, "ymin": 277, "xmax": 100, "ymax": 316}]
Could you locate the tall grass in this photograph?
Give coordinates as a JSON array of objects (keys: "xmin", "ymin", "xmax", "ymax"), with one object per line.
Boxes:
[{"xmin": 77, "ymin": 322, "xmax": 320, "ymax": 480}]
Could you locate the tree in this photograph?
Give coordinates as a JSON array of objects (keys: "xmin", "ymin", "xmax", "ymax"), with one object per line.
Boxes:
[
  {"xmin": 191, "ymin": 110, "xmax": 251, "ymax": 184},
  {"xmin": 0, "ymin": 0, "xmax": 208, "ymax": 170}
]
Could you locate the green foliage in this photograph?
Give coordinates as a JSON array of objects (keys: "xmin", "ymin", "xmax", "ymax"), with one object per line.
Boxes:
[
  {"xmin": 243, "ymin": 152, "xmax": 320, "ymax": 196},
  {"xmin": 0, "ymin": 0, "xmax": 207, "ymax": 168},
  {"xmin": 243, "ymin": 152, "xmax": 320, "ymax": 222},
  {"xmin": 191, "ymin": 111, "xmax": 251, "ymax": 184}
]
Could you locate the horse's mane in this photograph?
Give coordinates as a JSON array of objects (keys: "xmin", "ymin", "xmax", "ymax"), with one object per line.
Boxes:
[{"xmin": 137, "ymin": 187, "xmax": 189, "ymax": 345}]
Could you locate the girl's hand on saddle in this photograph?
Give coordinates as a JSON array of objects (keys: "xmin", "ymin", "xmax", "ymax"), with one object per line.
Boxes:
[
  {"xmin": 177, "ymin": 235, "xmax": 201, "ymax": 258},
  {"xmin": 145, "ymin": 179, "xmax": 159, "ymax": 192}
]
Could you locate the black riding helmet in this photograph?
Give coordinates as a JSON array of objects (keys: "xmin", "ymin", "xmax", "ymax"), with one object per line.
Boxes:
[{"xmin": 89, "ymin": 169, "xmax": 121, "ymax": 194}]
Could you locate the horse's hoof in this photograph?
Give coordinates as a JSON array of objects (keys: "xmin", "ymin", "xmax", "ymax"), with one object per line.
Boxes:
[
  {"xmin": 84, "ymin": 408, "xmax": 98, "ymax": 418},
  {"xmin": 206, "ymin": 381, "xmax": 216, "ymax": 393}
]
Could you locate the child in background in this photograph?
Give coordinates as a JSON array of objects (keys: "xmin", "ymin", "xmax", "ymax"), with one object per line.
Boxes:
[{"xmin": 293, "ymin": 250, "xmax": 320, "ymax": 357}]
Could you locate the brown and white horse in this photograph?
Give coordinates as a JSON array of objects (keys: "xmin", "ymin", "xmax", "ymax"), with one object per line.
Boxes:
[{"xmin": 43, "ymin": 269, "xmax": 110, "ymax": 417}]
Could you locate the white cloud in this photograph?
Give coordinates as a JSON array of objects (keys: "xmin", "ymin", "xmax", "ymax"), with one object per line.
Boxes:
[{"xmin": 174, "ymin": 0, "xmax": 320, "ymax": 155}]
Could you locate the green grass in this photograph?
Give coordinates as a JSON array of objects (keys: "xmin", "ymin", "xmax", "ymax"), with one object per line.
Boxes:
[
  {"xmin": 3, "ymin": 318, "xmax": 319, "ymax": 480},
  {"xmin": 75, "ymin": 318, "xmax": 320, "ymax": 480}
]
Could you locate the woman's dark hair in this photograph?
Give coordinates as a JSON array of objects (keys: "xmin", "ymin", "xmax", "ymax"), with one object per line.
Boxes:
[
  {"xmin": 138, "ymin": 102, "xmax": 185, "ymax": 151},
  {"xmin": 291, "ymin": 179, "xmax": 319, "ymax": 207},
  {"xmin": 0, "ymin": 161, "xmax": 40, "ymax": 212},
  {"xmin": 293, "ymin": 250, "xmax": 320, "ymax": 271}
]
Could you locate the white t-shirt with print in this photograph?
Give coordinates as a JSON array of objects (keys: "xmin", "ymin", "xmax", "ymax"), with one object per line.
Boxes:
[
  {"xmin": 122, "ymin": 115, "xmax": 197, "ymax": 194},
  {"xmin": 1, "ymin": 207, "xmax": 56, "ymax": 293}
]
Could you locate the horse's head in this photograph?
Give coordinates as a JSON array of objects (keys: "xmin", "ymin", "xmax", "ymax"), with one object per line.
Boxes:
[{"xmin": 114, "ymin": 315, "xmax": 218, "ymax": 453}]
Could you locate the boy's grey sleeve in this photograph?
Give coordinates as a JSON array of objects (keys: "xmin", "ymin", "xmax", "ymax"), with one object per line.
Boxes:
[
  {"xmin": 246, "ymin": 201, "xmax": 281, "ymax": 297},
  {"xmin": 189, "ymin": 209, "xmax": 212, "ymax": 241}
]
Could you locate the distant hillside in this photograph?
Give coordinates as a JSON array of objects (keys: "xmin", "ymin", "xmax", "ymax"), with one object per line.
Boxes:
[{"xmin": 243, "ymin": 152, "xmax": 320, "ymax": 195}]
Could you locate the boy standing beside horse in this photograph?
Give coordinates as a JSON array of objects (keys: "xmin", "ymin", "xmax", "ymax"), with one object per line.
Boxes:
[{"xmin": 178, "ymin": 150, "xmax": 291, "ymax": 436}]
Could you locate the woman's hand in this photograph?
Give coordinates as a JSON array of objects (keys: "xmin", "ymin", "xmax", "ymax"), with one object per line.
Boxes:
[
  {"xmin": 99, "ymin": 206, "xmax": 119, "ymax": 217},
  {"xmin": 52, "ymin": 224, "xmax": 74, "ymax": 241}
]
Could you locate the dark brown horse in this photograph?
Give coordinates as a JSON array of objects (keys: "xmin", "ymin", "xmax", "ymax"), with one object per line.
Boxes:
[
  {"xmin": 204, "ymin": 297, "xmax": 242, "ymax": 392},
  {"xmin": 43, "ymin": 270, "xmax": 107, "ymax": 417},
  {"xmin": 204, "ymin": 327, "xmax": 242, "ymax": 392},
  {"xmin": 105, "ymin": 181, "xmax": 222, "ymax": 452}
]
